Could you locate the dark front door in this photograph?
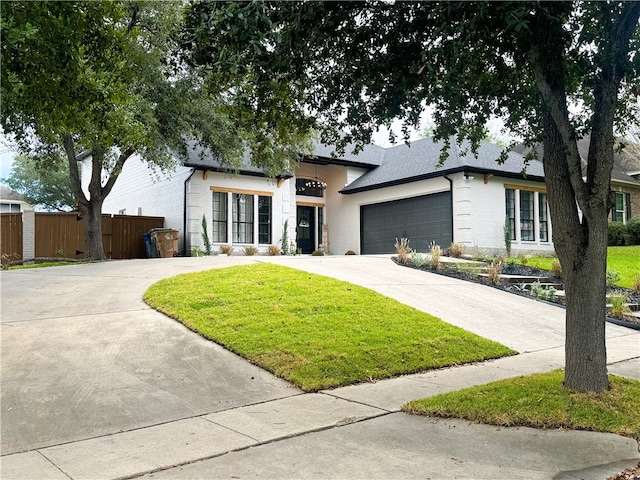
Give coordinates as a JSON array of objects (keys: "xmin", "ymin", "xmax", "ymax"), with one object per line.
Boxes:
[{"xmin": 296, "ymin": 205, "xmax": 315, "ymax": 254}]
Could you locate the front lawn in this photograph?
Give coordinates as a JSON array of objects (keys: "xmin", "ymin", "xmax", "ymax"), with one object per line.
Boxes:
[
  {"xmin": 404, "ymin": 369, "xmax": 640, "ymax": 439},
  {"xmin": 512, "ymin": 246, "xmax": 640, "ymax": 289},
  {"xmin": 144, "ymin": 263, "xmax": 515, "ymax": 391}
]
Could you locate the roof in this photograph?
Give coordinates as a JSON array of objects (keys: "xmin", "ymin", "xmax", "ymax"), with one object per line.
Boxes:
[
  {"xmin": 0, "ymin": 185, "xmax": 29, "ymax": 203},
  {"xmin": 341, "ymin": 137, "xmax": 545, "ymax": 194},
  {"xmin": 514, "ymin": 136, "xmax": 640, "ymax": 187}
]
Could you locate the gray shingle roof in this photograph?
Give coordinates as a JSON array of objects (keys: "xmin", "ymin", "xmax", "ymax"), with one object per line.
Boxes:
[{"xmin": 341, "ymin": 137, "xmax": 544, "ymax": 194}]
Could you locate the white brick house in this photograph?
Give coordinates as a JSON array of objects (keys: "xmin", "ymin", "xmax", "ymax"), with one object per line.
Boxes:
[{"xmin": 90, "ymin": 137, "xmax": 558, "ymax": 256}]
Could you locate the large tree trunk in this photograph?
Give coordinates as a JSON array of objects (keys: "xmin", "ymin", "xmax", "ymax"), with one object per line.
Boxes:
[
  {"xmin": 63, "ymin": 135, "xmax": 133, "ymax": 261},
  {"xmin": 77, "ymin": 197, "xmax": 107, "ymax": 260}
]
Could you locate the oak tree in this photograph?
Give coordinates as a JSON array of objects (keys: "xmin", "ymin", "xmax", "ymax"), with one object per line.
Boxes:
[{"xmin": 184, "ymin": 1, "xmax": 640, "ymax": 393}]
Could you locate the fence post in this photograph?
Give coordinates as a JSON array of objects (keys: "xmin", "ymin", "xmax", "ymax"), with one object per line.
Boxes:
[{"xmin": 23, "ymin": 209, "xmax": 35, "ymax": 260}]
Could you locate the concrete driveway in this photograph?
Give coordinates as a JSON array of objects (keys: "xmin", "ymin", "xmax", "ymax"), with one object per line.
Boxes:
[{"xmin": 1, "ymin": 255, "xmax": 639, "ymax": 479}]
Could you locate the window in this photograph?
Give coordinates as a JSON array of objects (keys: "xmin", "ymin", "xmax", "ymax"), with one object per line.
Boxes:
[
  {"xmin": 232, "ymin": 193, "xmax": 254, "ymax": 243},
  {"xmin": 296, "ymin": 178, "xmax": 324, "ymax": 198},
  {"xmin": 539, "ymin": 193, "xmax": 549, "ymax": 242},
  {"xmin": 612, "ymin": 192, "xmax": 631, "ymax": 223},
  {"xmin": 0, "ymin": 203, "xmax": 21, "ymax": 213},
  {"xmin": 212, "ymin": 191, "xmax": 228, "ymax": 242},
  {"xmin": 505, "ymin": 189, "xmax": 516, "ymax": 241},
  {"xmin": 258, "ymin": 196, "xmax": 271, "ymax": 244},
  {"xmin": 505, "ymin": 186, "xmax": 551, "ymax": 243}
]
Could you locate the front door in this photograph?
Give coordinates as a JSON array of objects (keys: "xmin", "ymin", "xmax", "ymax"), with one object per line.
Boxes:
[{"xmin": 296, "ymin": 205, "xmax": 315, "ymax": 254}]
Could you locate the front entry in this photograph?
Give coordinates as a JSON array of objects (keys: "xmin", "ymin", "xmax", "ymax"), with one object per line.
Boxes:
[{"xmin": 296, "ymin": 205, "xmax": 315, "ymax": 254}]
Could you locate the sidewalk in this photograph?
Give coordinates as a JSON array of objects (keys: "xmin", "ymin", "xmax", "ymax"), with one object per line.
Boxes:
[{"xmin": 1, "ymin": 256, "xmax": 639, "ymax": 479}]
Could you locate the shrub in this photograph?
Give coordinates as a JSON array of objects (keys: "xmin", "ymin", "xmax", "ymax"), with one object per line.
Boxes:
[
  {"xmin": 608, "ymin": 295, "xmax": 631, "ymax": 319},
  {"xmin": 606, "ymin": 269, "xmax": 621, "ymax": 287},
  {"xmin": 608, "ymin": 222, "xmax": 627, "ymax": 246},
  {"xmin": 626, "ymin": 217, "xmax": 640, "ymax": 244},
  {"xmin": 429, "ymin": 242, "xmax": 442, "ymax": 270},
  {"xmin": 190, "ymin": 247, "xmax": 204, "ymax": 257},
  {"xmin": 449, "ymin": 242, "xmax": 464, "ymax": 258},
  {"xmin": 410, "ymin": 250, "xmax": 430, "ymax": 268},
  {"xmin": 220, "ymin": 245, "xmax": 234, "ymax": 256},
  {"xmin": 517, "ymin": 253, "xmax": 529, "ymax": 266},
  {"xmin": 551, "ymin": 259, "xmax": 562, "ymax": 279},
  {"xmin": 634, "ymin": 273, "xmax": 640, "ymax": 295},
  {"xmin": 243, "ymin": 246, "xmax": 258, "ymax": 256},
  {"xmin": 487, "ymin": 257, "xmax": 503, "ymax": 285},
  {"xmin": 395, "ymin": 237, "xmax": 411, "ymax": 264},
  {"xmin": 281, "ymin": 219, "xmax": 290, "ymax": 255},
  {"xmin": 530, "ymin": 281, "xmax": 557, "ymax": 301},
  {"xmin": 504, "ymin": 217, "xmax": 512, "ymax": 257},
  {"xmin": 345, "ymin": 250, "xmax": 356, "ymax": 255},
  {"xmin": 312, "ymin": 250, "xmax": 325, "ymax": 256},
  {"xmin": 201, "ymin": 214, "xmax": 212, "ymax": 255},
  {"xmin": 268, "ymin": 245, "xmax": 281, "ymax": 256}
]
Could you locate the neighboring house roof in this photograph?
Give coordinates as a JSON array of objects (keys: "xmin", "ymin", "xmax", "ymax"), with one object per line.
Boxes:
[
  {"xmin": 0, "ymin": 185, "xmax": 29, "ymax": 203},
  {"xmin": 341, "ymin": 137, "xmax": 545, "ymax": 194},
  {"xmin": 513, "ymin": 136, "xmax": 640, "ymax": 187}
]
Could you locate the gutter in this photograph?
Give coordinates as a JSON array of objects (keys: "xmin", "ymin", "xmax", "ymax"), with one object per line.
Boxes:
[
  {"xmin": 443, "ymin": 173, "xmax": 455, "ymax": 243},
  {"xmin": 182, "ymin": 168, "xmax": 196, "ymax": 256}
]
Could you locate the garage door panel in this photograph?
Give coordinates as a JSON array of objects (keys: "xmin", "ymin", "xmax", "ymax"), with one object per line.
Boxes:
[{"xmin": 361, "ymin": 192, "xmax": 452, "ymax": 254}]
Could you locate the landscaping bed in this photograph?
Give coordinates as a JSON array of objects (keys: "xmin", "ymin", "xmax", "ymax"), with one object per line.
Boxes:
[{"xmin": 393, "ymin": 257, "xmax": 640, "ymax": 329}]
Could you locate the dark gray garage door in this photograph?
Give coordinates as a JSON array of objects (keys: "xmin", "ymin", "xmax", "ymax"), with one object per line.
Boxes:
[{"xmin": 360, "ymin": 191, "xmax": 452, "ymax": 254}]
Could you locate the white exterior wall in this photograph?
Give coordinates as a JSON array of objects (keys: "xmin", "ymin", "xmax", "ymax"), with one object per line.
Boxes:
[
  {"xmin": 456, "ymin": 173, "xmax": 554, "ymax": 256},
  {"xmin": 186, "ymin": 171, "xmax": 293, "ymax": 254},
  {"xmin": 83, "ymin": 156, "xmax": 191, "ymax": 251}
]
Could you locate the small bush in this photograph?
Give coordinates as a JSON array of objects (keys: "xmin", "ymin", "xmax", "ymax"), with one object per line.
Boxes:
[
  {"xmin": 530, "ymin": 281, "xmax": 557, "ymax": 301},
  {"xmin": 608, "ymin": 295, "xmax": 631, "ymax": 319},
  {"xmin": 517, "ymin": 253, "xmax": 529, "ymax": 266},
  {"xmin": 268, "ymin": 245, "xmax": 281, "ymax": 256},
  {"xmin": 626, "ymin": 217, "xmax": 640, "ymax": 244},
  {"xmin": 190, "ymin": 247, "xmax": 205, "ymax": 257},
  {"xmin": 487, "ymin": 257, "xmax": 503, "ymax": 285},
  {"xmin": 608, "ymin": 222, "xmax": 627, "ymax": 246},
  {"xmin": 220, "ymin": 245, "xmax": 234, "ymax": 256},
  {"xmin": 449, "ymin": 243, "xmax": 464, "ymax": 258},
  {"xmin": 634, "ymin": 273, "xmax": 640, "ymax": 294},
  {"xmin": 345, "ymin": 250, "xmax": 356, "ymax": 255},
  {"xmin": 606, "ymin": 269, "xmax": 621, "ymax": 287},
  {"xmin": 429, "ymin": 242, "xmax": 442, "ymax": 270},
  {"xmin": 551, "ymin": 259, "xmax": 562, "ymax": 279},
  {"xmin": 395, "ymin": 237, "xmax": 411, "ymax": 264},
  {"xmin": 312, "ymin": 250, "xmax": 325, "ymax": 256},
  {"xmin": 410, "ymin": 250, "xmax": 430, "ymax": 268},
  {"xmin": 243, "ymin": 246, "xmax": 259, "ymax": 256}
]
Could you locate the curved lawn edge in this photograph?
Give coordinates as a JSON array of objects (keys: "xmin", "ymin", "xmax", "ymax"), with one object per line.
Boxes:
[
  {"xmin": 143, "ymin": 263, "xmax": 516, "ymax": 392},
  {"xmin": 403, "ymin": 369, "xmax": 640, "ymax": 439}
]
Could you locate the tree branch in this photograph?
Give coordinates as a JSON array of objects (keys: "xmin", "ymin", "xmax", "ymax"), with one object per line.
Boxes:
[
  {"xmin": 62, "ymin": 133, "xmax": 89, "ymax": 207},
  {"xmin": 102, "ymin": 147, "xmax": 135, "ymax": 199}
]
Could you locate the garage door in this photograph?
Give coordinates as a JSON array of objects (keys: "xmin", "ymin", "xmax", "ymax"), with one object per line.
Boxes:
[{"xmin": 360, "ymin": 191, "xmax": 452, "ymax": 254}]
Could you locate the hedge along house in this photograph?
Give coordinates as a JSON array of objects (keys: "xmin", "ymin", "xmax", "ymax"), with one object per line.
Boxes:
[{"xmin": 92, "ymin": 136, "xmax": 554, "ymax": 257}]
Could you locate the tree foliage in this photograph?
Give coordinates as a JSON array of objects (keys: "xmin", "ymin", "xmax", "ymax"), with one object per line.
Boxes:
[
  {"xmin": 1, "ymin": 1, "xmax": 311, "ymax": 259},
  {"xmin": 183, "ymin": 0, "xmax": 640, "ymax": 393},
  {"xmin": 2, "ymin": 154, "xmax": 76, "ymax": 211}
]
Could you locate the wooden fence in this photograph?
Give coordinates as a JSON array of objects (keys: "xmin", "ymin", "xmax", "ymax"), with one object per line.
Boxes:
[
  {"xmin": 33, "ymin": 213, "xmax": 164, "ymax": 259},
  {"xmin": 0, "ymin": 213, "xmax": 23, "ymax": 262}
]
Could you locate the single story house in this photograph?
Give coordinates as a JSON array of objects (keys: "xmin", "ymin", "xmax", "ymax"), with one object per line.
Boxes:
[{"xmin": 90, "ymin": 136, "xmax": 561, "ymax": 256}]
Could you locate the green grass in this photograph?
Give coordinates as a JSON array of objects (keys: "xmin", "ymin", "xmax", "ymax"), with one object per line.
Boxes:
[
  {"xmin": 144, "ymin": 263, "xmax": 515, "ymax": 391},
  {"xmin": 404, "ymin": 370, "xmax": 640, "ymax": 439},
  {"xmin": 7, "ymin": 261, "xmax": 90, "ymax": 270},
  {"xmin": 510, "ymin": 246, "xmax": 640, "ymax": 289}
]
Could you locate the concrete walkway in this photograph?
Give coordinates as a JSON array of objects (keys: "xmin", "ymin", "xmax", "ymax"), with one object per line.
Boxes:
[{"xmin": 1, "ymin": 255, "xmax": 638, "ymax": 479}]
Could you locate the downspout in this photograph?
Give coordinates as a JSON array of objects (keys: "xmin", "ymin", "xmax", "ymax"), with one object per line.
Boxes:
[
  {"xmin": 443, "ymin": 174, "xmax": 454, "ymax": 243},
  {"xmin": 182, "ymin": 168, "xmax": 196, "ymax": 256}
]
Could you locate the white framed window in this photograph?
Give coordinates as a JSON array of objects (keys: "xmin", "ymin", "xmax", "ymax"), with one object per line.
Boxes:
[
  {"xmin": 0, "ymin": 203, "xmax": 21, "ymax": 213},
  {"xmin": 211, "ymin": 188, "xmax": 273, "ymax": 245},
  {"xmin": 505, "ymin": 185, "xmax": 551, "ymax": 243},
  {"xmin": 611, "ymin": 192, "xmax": 631, "ymax": 223}
]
